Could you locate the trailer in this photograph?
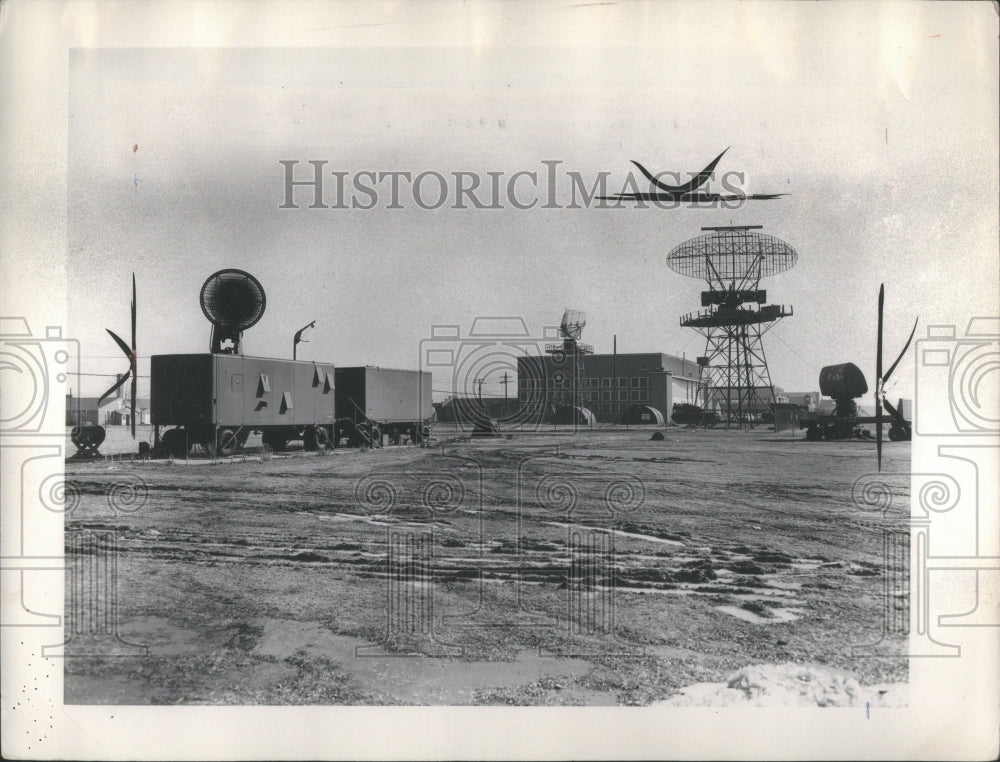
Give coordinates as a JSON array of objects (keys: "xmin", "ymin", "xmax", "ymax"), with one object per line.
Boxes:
[
  {"xmin": 151, "ymin": 353, "xmax": 336, "ymax": 456},
  {"xmin": 334, "ymin": 366, "xmax": 433, "ymax": 447}
]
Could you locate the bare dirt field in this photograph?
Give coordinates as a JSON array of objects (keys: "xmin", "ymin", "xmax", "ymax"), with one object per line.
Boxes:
[{"xmin": 63, "ymin": 425, "xmax": 909, "ymax": 705}]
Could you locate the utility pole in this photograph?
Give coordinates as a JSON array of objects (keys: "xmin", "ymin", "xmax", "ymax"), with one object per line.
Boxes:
[
  {"xmin": 499, "ymin": 371, "xmax": 511, "ymax": 400},
  {"xmin": 613, "ymin": 334, "xmax": 617, "ymax": 427},
  {"xmin": 475, "ymin": 377, "xmax": 484, "ymax": 401}
]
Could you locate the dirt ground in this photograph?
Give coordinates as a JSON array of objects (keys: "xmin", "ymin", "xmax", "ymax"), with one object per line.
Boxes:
[{"xmin": 62, "ymin": 424, "xmax": 909, "ymax": 705}]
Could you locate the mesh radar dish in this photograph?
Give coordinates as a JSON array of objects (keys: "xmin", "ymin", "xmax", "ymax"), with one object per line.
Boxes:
[
  {"xmin": 200, "ymin": 269, "xmax": 267, "ymax": 354},
  {"xmin": 559, "ymin": 309, "xmax": 587, "ymax": 341},
  {"xmin": 667, "ymin": 226, "xmax": 797, "ymax": 428},
  {"xmin": 667, "ymin": 227, "xmax": 798, "ymax": 285}
]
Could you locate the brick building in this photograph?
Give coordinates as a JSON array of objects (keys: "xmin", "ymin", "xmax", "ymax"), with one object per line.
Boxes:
[{"xmin": 517, "ymin": 352, "xmax": 701, "ymax": 424}]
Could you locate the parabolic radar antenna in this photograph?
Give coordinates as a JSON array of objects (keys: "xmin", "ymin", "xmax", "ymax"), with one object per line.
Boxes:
[
  {"xmin": 200, "ymin": 269, "xmax": 267, "ymax": 354},
  {"xmin": 667, "ymin": 225, "xmax": 797, "ymax": 427}
]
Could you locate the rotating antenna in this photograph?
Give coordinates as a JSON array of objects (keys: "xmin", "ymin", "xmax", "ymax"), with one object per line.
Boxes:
[
  {"xmin": 559, "ymin": 309, "xmax": 587, "ymax": 341},
  {"xmin": 200, "ymin": 269, "xmax": 267, "ymax": 354}
]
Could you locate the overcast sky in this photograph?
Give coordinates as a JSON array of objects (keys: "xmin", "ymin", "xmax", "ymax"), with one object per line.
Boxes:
[{"xmin": 63, "ymin": 2, "xmax": 999, "ymax": 403}]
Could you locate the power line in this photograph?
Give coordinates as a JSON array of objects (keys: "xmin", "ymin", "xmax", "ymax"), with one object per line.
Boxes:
[
  {"xmin": 72, "ymin": 373, "xmax": 150, "ymax": 378},
  {"xmin": 766, "ymin": 326, "xmax": 821, "ymax": 377}
]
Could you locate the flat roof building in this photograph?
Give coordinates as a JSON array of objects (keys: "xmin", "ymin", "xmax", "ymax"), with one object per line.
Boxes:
[{"xmin": 517, "ymin": 352, "xmax": 701, "ymax": 424}]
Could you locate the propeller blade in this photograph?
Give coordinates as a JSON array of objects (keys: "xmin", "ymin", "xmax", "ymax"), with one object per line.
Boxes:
[
  {"xmin": 875, "ymin": 284, "xmax": 885, "ymax": 472},
  {"xmin": 131, "ymin": 374, "xmax": 137, "ymax": 438},
  {"xmin": 107, "ymin": 329, "xmax": 132, "ymax": 360},
  {"xmin": 876, "ymin": 397, "xmax": 884, "ymax": 472},
  {"xmin": 876, "ymin": 284, "xmax": 884, "ymax": 393},
  {"xmin": 882, "ymin": 316, "xmax": 919, "ymax": 386},
  {"xmin": 131, "ymin": 272, "xmax": 137, "ymax": 350},
  {"xmin": 97, "ymin": 373, "xmax": 129, "ymax": 406}
]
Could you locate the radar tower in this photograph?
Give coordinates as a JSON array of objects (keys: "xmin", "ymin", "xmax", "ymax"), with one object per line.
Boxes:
[
  {"xmin": 667, "ymin": 225, "xmax": 796, "ymax": 427},
  {"xmin": 546, "ymin": 309, "xmax": 593, "ymax": 424}
]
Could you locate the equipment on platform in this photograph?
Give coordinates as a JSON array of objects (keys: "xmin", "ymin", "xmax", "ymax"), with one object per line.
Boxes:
[
  {"xmin": 799, "ymin": 284, "xmax": 918, "ymax": 470},
  {"xmin": 143, "ymin": 269, "xmax": 432, "ymax": 458},
  {"xmin": 72, "ymin": 272, "xmax": 138, "ymax": 456},
  {"xmin": 98, "ymin": 272, "xmax": 138, "ymax": 436},
  {"xmin": 668, "ymin": 226, "xmax": 796, "ymax": 428},
  {"xmin": 200, "ymin": 268, "xmax": 266, "ymax": 354}
]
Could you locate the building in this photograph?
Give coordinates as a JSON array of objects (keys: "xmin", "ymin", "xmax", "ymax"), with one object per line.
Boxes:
[
  {"xmin": 65, "ymin": 395, "xmax": 118, "ymax": 426},
  {"xmin": 66, "ymin": 395, "xmax": 150, "ymax": 427},
  {"xmin": 517, "ymin": 352, "xmax": 701, "ymax": 424},
  {"xmin": 783, "ymin": 391, "xmax": 821, "ymax": 411}
]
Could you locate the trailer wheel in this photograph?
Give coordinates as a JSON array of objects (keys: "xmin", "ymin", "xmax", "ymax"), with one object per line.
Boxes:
[
  {"xmin": 217, "ymin": 428, "xmax": 239, "ymax": 457},
  {"xmin": 304, "ymin": 425, "xmax": 332, "ymax": 452},
  {"xmin": 888, "ymin": 424, "xmax": 909, "ymax": 442},
  {"xmin": 805, "ymin": 425, "xmax": 822, "ymax": 441}
]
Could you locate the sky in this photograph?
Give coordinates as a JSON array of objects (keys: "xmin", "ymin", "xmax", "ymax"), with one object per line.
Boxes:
[{"xmin": 62, "ymin": 2, "xmax": 999, "ymax": 405}]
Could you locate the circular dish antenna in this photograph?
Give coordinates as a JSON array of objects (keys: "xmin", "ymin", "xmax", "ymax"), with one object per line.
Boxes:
[
  {"xmin": 667, "ymin": 227, "xmax": 798, "ymax": 281},
  {"xmin": 200, "ymin": 269, "xmax": 267, "ymax": 331},
  {"xmin": 559, "ymin": 309, "xmax": 587, "ymax": 341}
]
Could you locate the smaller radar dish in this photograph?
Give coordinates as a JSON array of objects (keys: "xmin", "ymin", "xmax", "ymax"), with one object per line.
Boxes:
[
  {"xmin": 200, "ymin": 269, "xmax": 267, "ymax": 354},
  {"xmin": 560, "ymin": 309, "xmax": 587, "ymax": 341},
  {"xmin": 200, "ymin": 269, "xmax": 267, "ymax": 332}
]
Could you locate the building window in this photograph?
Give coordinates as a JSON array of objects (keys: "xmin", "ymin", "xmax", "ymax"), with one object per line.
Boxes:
[
  {"xmin": 631, "ymin": 377, "xmax": 640, "ymax": 388},
  {"xmin": 602, "ymin": 377, "xmax": 611, "ymax": 387},
  {"xmin": 519, "ymin": 379, "xmax": 528, "ymax": 389},
  {"xmin": 602, "ymin": 390, "xmax": 611, "ymax": 401},
  {"xmin": 618, "ymin": 390, "xmax": 628, "ymax": 401},
  {"xmin": 631, "ymin": 390, "xmax": 640, "ymax": 401},
  {"xmin": 617, "ymin": 377, "xmax": 627, "ymax": 387},
  {"xmin": 639, "ymin": 377, "xmax": 649, "ymax": 388},
  {"xmin": 640, "ymin": 390, "xmax": 649, "ymax": 402}
]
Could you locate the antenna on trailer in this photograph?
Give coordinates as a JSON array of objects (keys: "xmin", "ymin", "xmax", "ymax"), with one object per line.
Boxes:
[
  {"xmin": 293, "ymin": 321, "xmax": 316, "ymax": 360},
  {"xmin": 200, "ymin": 269, "xmax": 267, "ymax": 355}
]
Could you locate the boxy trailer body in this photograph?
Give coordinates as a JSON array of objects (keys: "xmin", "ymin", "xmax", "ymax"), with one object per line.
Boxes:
[
  {"xmin": 334, "ymin": 366, "xmax": 434, "ymax": 446},
  {"xmin": 150, "ymin": 353, "xmax": 336, "ymax": 455}
]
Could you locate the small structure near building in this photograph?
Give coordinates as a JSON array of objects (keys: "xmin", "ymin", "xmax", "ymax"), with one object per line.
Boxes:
[
  {"xmin": 621, "ymin": 405, "xmax": 664, "ymax": 425},
  {"xmin": 66, "ymin": 394, "xmax": 149, "ymax": 427},
  {"xmin": 771, "ymin": 402, "xmax": 802, "ymax": 433}
]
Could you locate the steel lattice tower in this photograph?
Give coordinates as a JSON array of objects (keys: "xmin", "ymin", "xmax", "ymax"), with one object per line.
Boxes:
[
  {"xmin": 546, "ymin": 310, "xmax": 593, "ymax": 423},
  {"xmin": 667, "ymin": 225, "xmax": 797, "ymax": 427}
]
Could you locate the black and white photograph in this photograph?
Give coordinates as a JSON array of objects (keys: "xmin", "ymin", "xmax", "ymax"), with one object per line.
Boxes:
[{"xmin": 1, "ymin": 1, "xmax": 998, "ymax": 759}]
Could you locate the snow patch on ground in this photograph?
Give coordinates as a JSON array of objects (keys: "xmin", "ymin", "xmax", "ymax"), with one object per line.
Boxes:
[{"xmin": 655, "ymin": 663, "xmax": 907, "ymax": 707}]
